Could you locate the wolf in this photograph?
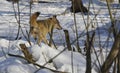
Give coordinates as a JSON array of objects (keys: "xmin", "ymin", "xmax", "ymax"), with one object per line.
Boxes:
[{"xmin": 29, "ymin": 12, "xmax": 62, "ymax": 45}]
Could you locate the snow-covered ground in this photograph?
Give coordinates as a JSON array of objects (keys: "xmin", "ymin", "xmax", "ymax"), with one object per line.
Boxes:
[{"xmin": 0, "ymin": 0, "xmax": 120, "ymax": 73}]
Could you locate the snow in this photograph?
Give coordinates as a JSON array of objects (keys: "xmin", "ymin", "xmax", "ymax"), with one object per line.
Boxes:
[
  {"xmin": 0, "ymin": 0, "xmax": 120, "ymax": 73},
  {"xmin": 0, "ymin": 39, "xmax": 88, "ymax": 73}
]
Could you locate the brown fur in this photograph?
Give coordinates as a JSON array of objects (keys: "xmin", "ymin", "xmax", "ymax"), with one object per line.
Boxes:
[{"xmin": 29, "ymin": 12, "xmax": 62, "ymax": 44}]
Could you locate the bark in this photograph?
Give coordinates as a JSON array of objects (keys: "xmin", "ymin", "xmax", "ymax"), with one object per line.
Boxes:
[
  {"xmin": 64, "ymin": 30, "xmax": 72, "ymax": 51},
  {"xmin": 6, "ymin": 0, "xmax": 19, "ymax": 3},
  {"xmin": 101, "ymin": 32, "xmax": 120, "ymax": 73},
  {"xmin": 85, "ymin": 32, "xmax": 95, "ymax": 73},
  {"xmin": 117, "ymin": 51, "xmax": 120, "ymax": 73},
  {"xmin": 19, "ymin": 44, "xmax": 35, "ymax": 62},
  {"xmin": 70, "ymin": 0, "xmax": 88, "ymax": 13}
]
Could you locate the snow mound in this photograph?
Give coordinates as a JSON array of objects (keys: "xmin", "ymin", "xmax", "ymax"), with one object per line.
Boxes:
[{"xmin": 0, "ymin": 39, "xmax": 97, "ymax": 73}]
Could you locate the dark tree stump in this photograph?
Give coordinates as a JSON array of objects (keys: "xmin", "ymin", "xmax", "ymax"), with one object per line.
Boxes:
[
  {"xmin": 6, "ymin": 0, "xmax": 19, "ymax": 3},
  {"xmin": 70, "ymin": 0, "xmax": 88, "ymax": 13}
]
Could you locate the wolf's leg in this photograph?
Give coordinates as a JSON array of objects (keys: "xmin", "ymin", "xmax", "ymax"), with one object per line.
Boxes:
[
  {"xmin": 37, "ymin": 34, "xmax": 48, "ymax": 45},
  {"xmin": 37, "ymin": 36, "xmax": 42, "ymax": 45},
  {"xmin": 42, "ymin": 37, "xmax": 49, "ymax": 45}
]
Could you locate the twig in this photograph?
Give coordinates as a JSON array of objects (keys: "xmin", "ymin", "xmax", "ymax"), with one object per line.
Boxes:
[{"xmin": 8, "ymin": 53, "xmax": 64, "ymax": 73}]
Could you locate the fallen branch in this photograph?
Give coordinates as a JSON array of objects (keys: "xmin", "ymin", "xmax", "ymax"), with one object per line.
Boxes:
[
  {"xmin": 8, "ymin": 53, "xmax": 63, "ymax": 72},
  {"xmin": 19, "ymin": 44, "xmax": 35, "ymax": 63},
  {"xmin": 8, "ymin": 44, "xmax": 67, "ymax": 73}
]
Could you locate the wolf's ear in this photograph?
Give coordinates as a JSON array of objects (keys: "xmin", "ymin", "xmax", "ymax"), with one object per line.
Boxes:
[
  {"xmin": 49, "ymin": 18, "xmax": 52, "ymax": 20},
  {"xmin": 36, "ymin": 12, "xmax": 40, "ymax": 16}
]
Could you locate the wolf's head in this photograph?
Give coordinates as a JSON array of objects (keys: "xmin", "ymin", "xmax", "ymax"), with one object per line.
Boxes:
[{"xmin": 50, "ymin": 15, "xmax": 62, "ymax": 30}]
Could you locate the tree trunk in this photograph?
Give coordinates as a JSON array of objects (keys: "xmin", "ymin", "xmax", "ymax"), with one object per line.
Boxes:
[
  {"xmin": 6, "ymin": 0, "xmax": 19, "ymax": 3},
  {"xmin": 85, "ymin": 32, "xmax": 95, "ymax": 73},
  {"xmin": 117, "ymin": 51, "xmax": 120, "ymax": 73},
  {"xmin": 101, "ymin": 32, "xmax": 120, "ymax": 73},
  {"xmin": 31, "ymin": 0, "xmax": 38, "ymax": 3},
  {"xmin": 70, "ymin": 0, "xmax": 88, "ymax": 13},
  {"xmin": 64, "ymin": 30, "xmax": 72, "ymax": 51},
  {"xmin": 101, "ymin": 0, "xmax": 114, "ymax": 3}
]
